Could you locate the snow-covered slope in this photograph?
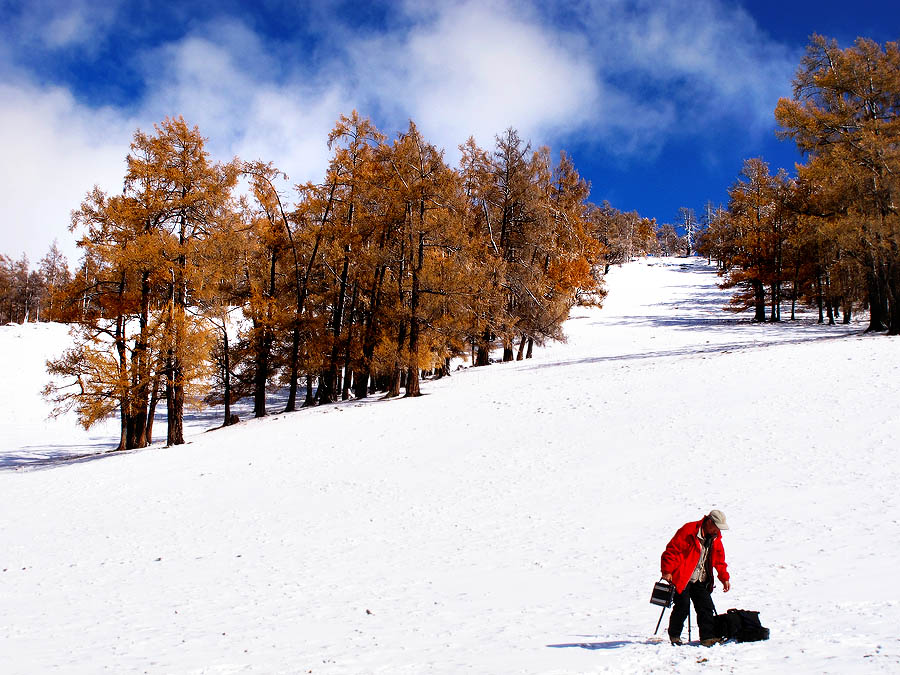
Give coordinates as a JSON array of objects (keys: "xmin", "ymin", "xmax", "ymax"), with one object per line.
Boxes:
[{"xmin": 2, "ymin": 257, "xmax": 899, "ymax": 674}]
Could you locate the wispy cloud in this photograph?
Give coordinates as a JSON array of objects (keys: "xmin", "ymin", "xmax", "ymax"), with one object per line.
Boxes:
[
  {"xmin": 573, "ymin": 0, "xmax": 798, "ymax": 131},
  {"xmin": 8, "ymin": 0, "xmax": 122, "ymax": 51}
]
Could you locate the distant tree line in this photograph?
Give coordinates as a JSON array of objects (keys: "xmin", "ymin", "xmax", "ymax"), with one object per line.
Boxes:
[
  {"xmin": 0, "ymin": 243, "xmax": 71, "ymax": 324},
  {"xmin": 697, "ymin": 35, "xmax": 900, "ymax": 332},
  {"xmin": 34, "ymin": 112, "xmax": 664, "ymax": 451}
]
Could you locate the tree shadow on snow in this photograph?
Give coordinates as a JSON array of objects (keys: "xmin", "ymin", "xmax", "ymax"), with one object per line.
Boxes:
[
  {"xmin": 2, "ymin": 387, "xmax": 408, "ymax": 472},
  {"xmin": 548, "ymin": 638, "xmax": 663, "ymax": 650},
  {"xmin": 523, "ymin": 328, "xmax": 864, "ymax": 373},
  {"xmin": 0, "ymin": 442, "xmax": 140, "ymax": 472}
]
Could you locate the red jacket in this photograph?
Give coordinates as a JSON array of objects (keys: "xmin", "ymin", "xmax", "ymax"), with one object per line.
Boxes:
[{"xmin": 661, "ymin": 518, "xmax": 729, "ymax": 594}]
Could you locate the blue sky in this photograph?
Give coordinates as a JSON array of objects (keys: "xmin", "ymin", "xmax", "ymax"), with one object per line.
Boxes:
[{"xmin": 1, "ymin": 0, "xmax": 898, "ymax": 265}]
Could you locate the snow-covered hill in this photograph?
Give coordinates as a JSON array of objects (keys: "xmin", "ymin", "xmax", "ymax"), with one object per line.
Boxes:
[{"xmin": 2, "ymin": 257, "xmax": 899, "ymax": 674}]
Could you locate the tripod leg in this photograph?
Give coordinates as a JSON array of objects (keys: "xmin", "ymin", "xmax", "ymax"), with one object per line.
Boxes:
[
  {"xmin": 654, "ymin": 605, "xmax": 667, "ymax": 635},
  {"xmin": 688, "ymin": 609, "xmax": 692, "ymax": 642}
]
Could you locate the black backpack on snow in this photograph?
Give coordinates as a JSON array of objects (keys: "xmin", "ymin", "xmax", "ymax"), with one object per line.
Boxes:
[{"xmin": 713, "ymin": 608, "xmax": 770, "ymax": 642}]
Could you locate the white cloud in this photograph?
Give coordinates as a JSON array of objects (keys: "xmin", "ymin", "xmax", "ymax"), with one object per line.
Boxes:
[
  {"xmin": 233, "ymin": 84, "xmax": 347, "ymax": 184},
  {"xmin": 0, "ymin": 0, "xmax": 800, "ymax": 264},
  {"xmin": 336, "ymin": 0, "xmax": 607, "ymax": 163},
  {"xmin": 0, "ymin": 19, "xmax": 354, "ymax": 264},
  {"xmin": 0, "ymin": 80, "xmax": 135, "ymax": 265},
  {"xmin": 359, "ymin": 0, "xmax": 600, "ymax": 151},
  {"xmin": 139, "ymin": 19, "xmax": 354, "ymax": 183}
]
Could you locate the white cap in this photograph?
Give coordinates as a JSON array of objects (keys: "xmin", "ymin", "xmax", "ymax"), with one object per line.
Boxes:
[{"xmin": 708, "ymin": 509, "xmax": 729, "ymax": 530}]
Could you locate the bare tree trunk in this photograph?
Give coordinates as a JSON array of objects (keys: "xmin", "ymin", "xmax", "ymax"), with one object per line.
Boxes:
[
  {"xmin": 888, "ymin": 264, "xmax": 900, "ymax": 336},
  {"xmin": 222, "ymin": 329, "xmax": 234, "ymax": 426},
  {"xmin": 167, "ymin": 235, "xmax": 187, "ymax": 447},
  {"xmin": 252, "ymin": 322, "xmax": 269, "ymax": 418},
  {"xmin": 752, "ymin": 279, "xmax": 766, "ymax": 322},
  {"xmin": 815, "ymin": 272, "xmax": 825, "ymax": 324},
  {"xmin": 145, "ymin": 373, "xmax": 160, "ymax": 443},
  {"xmin": 284, "ymin": 325, "xmax": 300, "ymax": 412},
  {"xmin": 769, "ymin": 282, "xmax": 780, "ymax": 322},
  {"xmin": 342, "ymin": 283, "xmax": 359, "ymax": 401},
  {"xmin": 129, "ymin": 270, "xmax": 152, "ymax": 448},
  {"xmin": 866, "ymin": 257, "xmax": 887, "ymax": 332},
  {"xmin": 387, "ymin": 367, "xmax": 402, "ymax": 398},
  {"xmin": 825, "ymin": 272, "xmax": 835, "ymax": 325},
  {"xmin": 356, "ymin": 266, "xmax": 386, "ymax": 400},
  {"xmin": 502, "ymin": 338, "xmax": 514, "ymax": 362},
  {"xmin": 321, "ymin": 254, "xmax": 351, "ymax": 403},
  {"xmin": 516, "ymin": 333, "xmax": 527, "ymax": 361},
  {"xmin": 475, "ymin": 328, "xmax": 491, "ymax": 366},
  {"xmin": 303, "ymin": 373, "xmax": 316, "ymax": 407},
  {"xmin": 386, "ymin": 321, "xmax": 407, "ymax": 399}
]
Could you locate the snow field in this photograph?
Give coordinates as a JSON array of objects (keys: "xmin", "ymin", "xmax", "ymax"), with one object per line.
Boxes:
[{"xmin": 1, "ymin": 257, "xmax": 899, "ymax": 673}]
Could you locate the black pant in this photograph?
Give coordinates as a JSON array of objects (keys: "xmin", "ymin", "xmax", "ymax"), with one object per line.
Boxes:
[{"xmin": 668, "ymin": 581, "xmax": 715, "ymax": 640}]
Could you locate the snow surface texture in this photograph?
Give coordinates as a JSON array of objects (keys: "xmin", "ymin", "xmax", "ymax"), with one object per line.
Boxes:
[{"xmin": 2, "ymin": 257, "xmax": 899, "ymax": 674}]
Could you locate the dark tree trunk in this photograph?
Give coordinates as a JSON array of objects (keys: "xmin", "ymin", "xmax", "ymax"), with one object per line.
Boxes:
[
  {"xmin": 341, "ymin": 370, "xmax": 354, "ymax": 401},
  {"xmin": 752, "ymin": 279, "xmax": 766, "ymax": 322},
  {"xmin": 769, "ymin": 282, "xmax": 780, "ymax": 322},
  {"xmin": 825, "ymin": 272, "xmax": 835, "ymax": 325},
  {"xmin": 165, "ymin": 355, "xmax": 175, "ymax": 446},
  {"xmin": 254, "ymin": 249, "xmax": 278, "ymax": 418},
  {"xmin": 321, "ymin": 254, "xmax": 351, "ymax": 403},
  {"xmin": 342, "ymin": 282, "xmax": 360, "ymax": 401},
  {"xmin": 166, "ymin": 231, "xmax": 188, "ymax": 447},
  {"xmin": 405, "ymin": 366, "xmax": 420, "ymax": 397},
  {"xmin": 284, "ymin": 325, "xmax": 300, "ymax": 412},
  {"xmin": 222, "ymin": 328, "xmax": 233, "ymax": 425},
  {"xmin": 387, "ymin": 367, "xmax": 402, "ymax": 398},
  {"xmin": 130, "ymin": 270, "xmax": 152, "ymax": 447},
  {"xmin": 386, "ymin": 321, "xmax": 407, "ymax": 399},
  {"xmin": 516, "ymin": 333, "xmax": 527, "ymax": 361},
  {"xmin": 475, "ymin": 328, "xmax": 491, "ymax": 366},
  {"xmin": 375, "ymin": 374, "xmax": 390, "ymax": 393},
  {"xmin": 866, "ymin": 260, "xmax": 887, "ymax": 332},
  {"xmin": 145, "ymin": 373, "xmax": 160, "ymax": 444},
  {"xmin": 303, "ymin": 373, "xmax": 316, "ymax": 407},
  {"xmin": 116, "ymin": 315, "xmax": 128, "ymax": 452},
  {"xmin": 502, "ymin": 339, "xmax": 514, "ymax": 362},
  {"xmin": 789, "ymin": 262, "xmax": 799, "ymax": 321},
  {"xmin": 170, "ymin": 358, "xmax": 185, "ymax": 446},
  {"xmin": 888, "ymin": 263, "xmax": 900, "ymax": 336},
  {"xmin": 356, "ymin": 265, "xmax": 386, "ymax": 400},
  {"xmin": 354, "ymin": 371, "xmax": 369, "ymax": 400},
  {"xmin": 405, "ymin": 228, "xmax": 424, "ymax": 398},
  {"xmin": 815, "ymin": 273, "xmax": 825, "ymax": 324},
  {"xmin": 253, "ymin": 325, "xmax": 269, "ymax": 418}
]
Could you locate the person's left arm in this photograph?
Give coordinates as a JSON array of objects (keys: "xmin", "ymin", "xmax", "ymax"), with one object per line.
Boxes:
[{"xmin": 713, "ymin": 538, "xmax": 730, "ymax": 592}]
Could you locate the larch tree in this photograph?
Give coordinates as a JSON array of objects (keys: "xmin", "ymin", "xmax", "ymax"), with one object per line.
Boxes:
[
  {"xmin": 45, "ymin": 117, "xmax": 238, "ymax": 449},
  {"xmin": 126, "ymin": 117, "xmax": 239, "ymax": 444},
  {"xmin": 722, "ymin": 157, "xmax": 780, "ymax": 321},
  {"xmin": 775, "ymin": 35, "xmax": 900, "ymax": 333}
]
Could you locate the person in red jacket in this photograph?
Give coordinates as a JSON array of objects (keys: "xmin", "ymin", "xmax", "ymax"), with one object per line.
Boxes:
[{"xmin": 660, "ymin": 509, "xmax": 731, "ymax": 646}]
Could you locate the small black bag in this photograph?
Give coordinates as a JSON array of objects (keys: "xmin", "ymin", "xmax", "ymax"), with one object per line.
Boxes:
[
  {"xmin": 713, "ymin": 608, "xmax": 770, "ymax": 642},
  {"xmin": 650, "ymin": 580, "xmax": 674, "ymax": 607}
]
